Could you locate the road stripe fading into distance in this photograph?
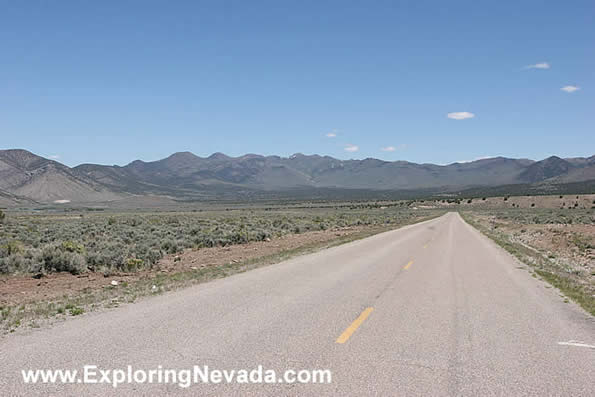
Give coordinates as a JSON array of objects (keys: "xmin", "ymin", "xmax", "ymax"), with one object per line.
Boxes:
[
  {"xmin": 336, "ymin": 308, "xmax": 374, "ymax": 344},
  {"xmin": 404, "ymin": 260, "xmax": 414, "ymax": 270}
]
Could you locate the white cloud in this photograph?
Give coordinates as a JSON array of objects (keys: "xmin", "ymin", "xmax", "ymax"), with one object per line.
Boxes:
[
  {"xmin": 344, "ymin": 144, "xmax": 359, "ymax": 152},
  {"xmin": 326, "ymin": 129, "xmax": 338, "ymax": 138},
  {"xmin": 381, "ymin": 146, "xmax": 396, "ymax": 152},
  {"xmin": 49, "ymin": 155, "xmax": 61, "ymax": 160},
  {"xmin": 561, "ymin": 85, "xmax": 580, "ymax": 93},
  {"xmin": 447, "ymin": 112, "xmax": 475, "ymax": 120},
  {"xmin": 525, "ymin": 62, "xmax": 550, "ymax": 69}
]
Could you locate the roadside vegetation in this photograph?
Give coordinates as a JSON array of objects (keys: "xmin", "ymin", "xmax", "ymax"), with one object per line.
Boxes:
[
  {"xmin": 0, "ymin": 205, "xmax": 433, "ymax": 276},
  {"xmin": 0, "ymin": 204, "xmax": 443, "ymax": 333},
  {"xmin": 460, "ymin": 208, "xmax": 594, "ymax": 316}
]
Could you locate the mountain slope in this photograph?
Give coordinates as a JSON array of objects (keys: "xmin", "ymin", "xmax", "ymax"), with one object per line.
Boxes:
[
  {"xmin": 518, "ymin": 156, "xmax": 574, "ymax": 183},
  {"xmin": 0, "ymin": 189, "xmax": 37, "ymax": 207},
  {"xmin": 75, "ymin": 152, "xmax": 595, "ymax": 194},
  {"xmin": 2, "ymin": 149, "xmax": 594, "ymax": 204},
  {"xmin": 0, "ymin": 149, "xmax": 123, "ymax": 203},
  {"xmin": 79, "ymin": 153, "xmax": 538, "ymax": 191},
  {"xmin": 545, "ymin": 155, "xmax": 595, "ymax": 184}
]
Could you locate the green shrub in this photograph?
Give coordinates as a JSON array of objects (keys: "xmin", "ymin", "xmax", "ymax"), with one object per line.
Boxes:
[
  {"xmin": 161, "ymin": 239, "xmax": 179, "ymax": 254},
  {"xmin": 41, "ymin": 244, "xmax": 87, "ymax": 274},
  {"xmin": 1, "ymin": 240, "xmax": 24, "ymax": 256},
  {"xmin": 60, "ymin": 241, "xmax": 85, "ymax": 254},
  {"xmin": 125, "ymin": 258, "xmax": 144, "ymax": 272},
  {"xmin": 69, "ymin": 306, "xmax": 84, "ymax": 316}
]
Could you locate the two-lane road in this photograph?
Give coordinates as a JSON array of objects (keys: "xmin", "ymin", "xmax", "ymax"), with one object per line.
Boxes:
[{"xmin": 1, "ymin": 212, "xmax": 593, "ymax": 395}]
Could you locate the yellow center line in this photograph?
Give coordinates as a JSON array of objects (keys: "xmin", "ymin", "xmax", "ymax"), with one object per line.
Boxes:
[
  {"xmin": 404, "ymin": 260, "xmax": 414, "ymax": 270},
  {"xmin": 336, "ymin": 307, "xmax": 374, "ymax": 344}
]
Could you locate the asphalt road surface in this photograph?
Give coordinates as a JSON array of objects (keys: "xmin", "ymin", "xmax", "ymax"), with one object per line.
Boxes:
[{"xmin": 1, "ymin": 212, "xmax": 593, "ymax": 396}]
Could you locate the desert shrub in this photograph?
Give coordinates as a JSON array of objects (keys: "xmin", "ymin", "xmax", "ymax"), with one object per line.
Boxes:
[
  {"xmin": 0, "ymin": 206, "xmax": 443, "ymax": 275},
  {"xmin": 227, "ymin": 231, "xmax": 248, "ymax": 245},
  {"xmin": 261, "ymin": 230, "xmax": 273, "ymax": 240},
  {"xmin": 127, "ymin": 217, "xmax": 142, "ymax": 227},
  {"xmin": 69, "ymin": 306, "xmax": 84, "ymax": 316},
  {"xmin": 0, "ymin": 254, "xmax": 24, "ymax": 273},
  {"xmin": 161, "ymin": 239, "xmax": 179, "ymax": 254},
  {"xmin": 142, "ymin": 249, "xmax": 162, "ymax": 266},
  {"xmin": 86, "ymin": 243, "xmax": 129, "ymax": 271},
  {"xmin": 60, "ymin": 241, "xmax": 85, "ymax": 254},
  {"xmin": 41, "ymin": 244, "xmax": 87, "ymax": 274},
  {"xmin": 124, "ymin": 258, "xmax": 144, "ymax": 272},
  {"xmin": 1, "ymin": 240, "xmax": 24, "ymax": 256},
  {"xmin": 0, "ymin": 246, "xmax": 43, "ymax": 274}
]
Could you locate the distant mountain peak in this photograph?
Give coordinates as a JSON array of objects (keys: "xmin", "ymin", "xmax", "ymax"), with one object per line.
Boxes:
[
  {"xmin": 0, "ymin": 148, "xmax": 59, "ymax": 171},
  {"xmin": 543, "ymin": 155, "xmax": 563, "ymax": 162},
  {"xmin": 239, "ymin": 153, "xmax": 264, "ymax": 160},
  {"xmin": 128, "ymin": 159, "xmax": 146, "ymax": 166},
  {"xmin": 518, "ymin": 156, "xmax": 573, "ymax": 183},
  {"xmin": 208, "ymin": 152, "xmax": 230, "ymax": 160},
  {"xmin": 167, "ymin": 151, "xmax": 200, "ymax": 160}
]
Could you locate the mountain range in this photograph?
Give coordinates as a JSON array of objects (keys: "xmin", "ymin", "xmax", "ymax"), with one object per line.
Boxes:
[{"xmin": 1, "ymin": 149, "xmax": 594, "ymax": 205}]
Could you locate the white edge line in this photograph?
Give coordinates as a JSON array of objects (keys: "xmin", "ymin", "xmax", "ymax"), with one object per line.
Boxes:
[{"xmin": 557, "ymin": 341, "xmax": 595, "ymax": 349}]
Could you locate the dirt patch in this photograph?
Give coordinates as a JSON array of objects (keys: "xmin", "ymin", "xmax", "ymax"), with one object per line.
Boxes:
[
  {"xmin": 511, "ymin": 224, "xmax": 594, "ymax": 269},
  {"xmin": 0, "ymin": 227, "xmax": 362, "ymax": 307},
  {"xmin": 471, "ymin": 214, "xmax": 594, "ymax": 275}
]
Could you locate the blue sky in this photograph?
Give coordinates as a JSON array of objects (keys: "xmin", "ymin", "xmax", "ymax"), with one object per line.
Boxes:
[{"xmin": 1, "ymin": 0, "xmax": 593, "ymax": 167}]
